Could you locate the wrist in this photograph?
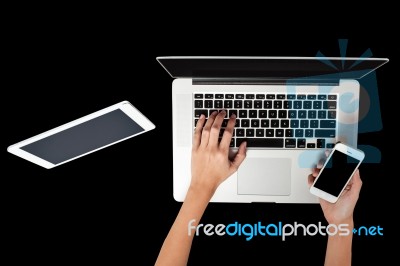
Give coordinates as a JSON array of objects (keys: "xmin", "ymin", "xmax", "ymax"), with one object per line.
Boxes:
[
  {"xmin": 328, "ymin": 217, "xmax": 354, "ymax": 228},
  {"xmin": 187, "ymin": 184, "xmax": 216, "ymax": 202}
]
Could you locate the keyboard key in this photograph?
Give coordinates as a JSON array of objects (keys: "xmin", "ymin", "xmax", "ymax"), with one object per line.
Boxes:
[
  {"xmin": 267, "ymin": 94, "xmax": 275, "ymax": 99},
  {"xmin": 297, "ymin": 95, "xmax": 306, "ymax": 100},
  {"xmin": 281, "ymin": 119, "xmax": 289, "ymax": 128},
  {"xmin": 297, "ymin": 139, "xmax": 306, "ymax": 148},
  {"xmin": 229, "ymin": 110, "xmax": 238, "ymax": 117},
  {"xmin": 246, "ymin": 129, "xmax": 255, "ymax": 137},
  {"xmin": 195, "ymin": 100, "xmax": 203, "ymax": 108},
  {"xmin": 300, "ymin": 120, "xmax": 309, "ymax": 128},
  {"xmin": 264, "ymin": 100, "xmax": 272, "ymax": 109},
  {"xmin": 317, "ymin": 139, "xmax": 325, "ymax": 148},
  {"xmin": 256, "ymin": 94, "xmax": 265, "ymax": 99},
  {"xmin": 236, "ymin": 128, "xmax": 245, "ymax": 137},
  {"xmin": 290, "ymin": 120, "xmax": 299, "ymax": 128},
  {"xmin": 239, "ymin": 110, "xmax": 247, "ymax": 118},
  {"xmin": 271, "ymin": 119, "xmax": 279, "ymax": 128},
  {"xmin": 235, "ymin": 119, "xmax": 240, "ymax": 127},
  {"xmin": 289, "ymin": 110, "xmax": 297, "ymax": 118},
  {"xmin": 326, "ymin": 143, "xmax": 335, "ymax": 148},
  {"xmin": 236, "ymin": 94, "xmax": 244, "ymax": 99},
  {"xmin": 246, "ymin": 94, "xmax": 255, "ymax": 99},
  {"xmin": 295, "ymin": 129, "xmax": 304, "ymax": 137},
  {"xmin": 328, "ymin": 111, "xmax": 336, "ymax": 119},
  {"xmin": 224, "ymin": 100, "xmax": 233, "ymax": 108},
  {"xmin": 234, "ymin": 100, "xmax": 243, "ymax": 108},
  {"xmin": 222, "ymin": 119, "xmax": 229, "ymax": 127},
  {"xmin": 277, "ymin": 94, "xmax": 285, "ymax": 99},
  {"xmin": 249, "ymin": 110, "xmax": 257, "ymax": 118},
  {"xmin": 284, "ymin": 101, "xmax": 292, "ymax": 109},
  {"xmin": 298, "ymin": 110, "xmax": 307, "ymax": 118},
  {"xmin": 215, "ymin": 94, "xmax": 224, "ymax": 99},
  {"xmin": 195, "ymin": 94, "xmax": 203, "ymax": 99},
  {"xmin": 305, "ymin": 129, "xmax": 313, "ymax": 138},
  {"xmin": 315, "ymin": 130, "xmax": 335, "ymax": 138},
  {"xmin": 323, "ymin": 101, "xmax": 337, "ymax": 109},
  {"xmin": 310, "ymin": 120, "xmax": 319, "ymax": 128},
  {"xmin": 259, "ymin": 110, "xmax": 268, "ymax": 118},
  {"xmin": 241, "ymin": 119, "xmax": 250, "ymax": 127},
  {"xmin": 251, "ymin": 119, "xmax": 260, "ymax": 127},
  {"xmin": 205, "ymin": 100, "xmax": 213, "ymax": 108},
  {"xmin": 278, "ymin": 110, "xmax": 287, "ymax": 118},
  {"xmin": 318, "ymin": 110, "xmax": 326, "ymax": 119},
  {"xmin": 261, "ymin": 119, "xmax": 269, "ymax": 127},
  {"xmin": 215, "ymin": 100, "xmax": 223, "ymax": 108},
  {"xmin": 254, "ymin": 100, "xmax": 263, "ymax": 109},
  {"xmin": 236, "ymin": 138, "xmax": 284, "ymax": 148},
  {"xmin": 308, "ymin": 110, "xmax": 316, "ymax": 119},
  {"xmin": 318, "ymin": 95, "xmax": 327, "ymax": 100},
  {"xmin": 230, "ymin": 138, "xmax": 235, "ymax": 147},
  {"xmin": 276, "ymin": 129, "xmax": 284, "ymax": 137},
  {"xmin": 313, "ymin": 101, "xmax": 322, "ymax": 109},
  {"xmin": 269, "ymin": 110, "xmax": 277, "ymax": 118},
  {"xmin": 320, "ymin": 120, "xmax": 336, "ymax": 128},
  {"xmin": 266, "ymin": 129, "xmax": 274, "ymax": 137},
  {"xmin": 294, "ymin": 101, "xmax": 302, "ymax": 109},
  {"xmin": 303, "ymin": 101, "xmax": 312, "ymax": 109},
  {"xmin": 285, "ymin": 139, "xmax": 296, "ymax": 148},
  {"xmin": 205, "ymin": 94, "xmax": 213, "ymax": 99},
  {"xmin": 307, "ymin": 143, "xmax": 316, "ymax": 148},
  {"xmin": 195, "ymin": 109, "xmax": 208, "ymax": 118},
  {"xmin": 256, "ymin": 129, "xmax": 264, "ymax": 137},
  {"xmin": 328, "ymin": 95, "xmax": 337, "ymax": 100},
  {"xmin": 307, "ymin": 95, "xmax": 316, "ymax": 100},
  {"xmin": 219, "ymin": 128, "xmax": 225, "ymax": 137},
  {"xmin": 285, "ymin": 129, "xmax": 293, "ymax": 137},
  {"xmin": 274, "ymin": 100, "xmax": 282, "ymax": 109},
  {"xmin": 287, "ymin": 95, "xmax": 296, "ymax": 99},
  {"xmin": 225, "ymin": 94, "xmax": 234, "ymax": 99},
  {"xmin": 244, "ymin": 100, "xmax": 252, "ymax": 108}
]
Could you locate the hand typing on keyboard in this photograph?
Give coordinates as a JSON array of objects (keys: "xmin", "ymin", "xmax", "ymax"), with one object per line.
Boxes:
[{"xmin": 191, "ymin": 110, "xmax": 247, "ymax": 196}]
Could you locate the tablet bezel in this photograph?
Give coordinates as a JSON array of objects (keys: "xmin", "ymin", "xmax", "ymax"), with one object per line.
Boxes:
[{"xmin": 7, "ymin": 101, "xmax": 155, "ymax": 169}]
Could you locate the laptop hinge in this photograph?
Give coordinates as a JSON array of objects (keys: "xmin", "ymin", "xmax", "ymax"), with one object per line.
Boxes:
[{"xmin": 192, "ymin": 78, "xmax": 340, "ymax": 86}]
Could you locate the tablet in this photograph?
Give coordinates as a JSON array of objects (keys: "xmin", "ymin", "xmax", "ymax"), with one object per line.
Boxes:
[{"xmin": 7, "ymin": 101, "xmax": 155, "ymax": 169}]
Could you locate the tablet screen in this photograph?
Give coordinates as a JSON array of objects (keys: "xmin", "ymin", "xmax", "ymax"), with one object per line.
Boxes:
[{"xmin": 21, "ymin": 109, "xmax": 144, "ymax": 164}]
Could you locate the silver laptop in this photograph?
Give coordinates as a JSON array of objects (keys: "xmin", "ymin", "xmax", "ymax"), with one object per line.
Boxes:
[{"xmin": 157, "ymin": 56, "xmax": 388, "ymax": 203}]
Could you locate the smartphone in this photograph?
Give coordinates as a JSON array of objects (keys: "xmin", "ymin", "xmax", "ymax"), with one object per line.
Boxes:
[{"xmin": 310, "ymin": 143, "xmax": 365, "ymax": 203}]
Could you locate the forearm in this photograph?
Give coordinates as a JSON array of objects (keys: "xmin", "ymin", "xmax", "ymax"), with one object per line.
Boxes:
[
  {"xmin": 324, "ymin": 220, "xmax": 354, "ymax": 266},
  {"xmin": 155, "ymin": 187, "xmax": 213, "ymax": 266}
]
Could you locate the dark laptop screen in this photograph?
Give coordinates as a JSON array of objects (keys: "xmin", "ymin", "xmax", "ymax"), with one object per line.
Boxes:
[{"xmin": 157, "ymin": 57, "xmax": 388, "ymax": 80}]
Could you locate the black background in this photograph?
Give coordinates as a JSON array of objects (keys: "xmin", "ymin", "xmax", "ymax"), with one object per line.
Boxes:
[{"xmin": 4, "ymin": 9, "xmax": 395, "ymax": 265}]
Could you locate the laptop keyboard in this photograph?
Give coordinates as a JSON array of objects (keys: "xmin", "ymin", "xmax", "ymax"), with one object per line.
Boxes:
[{"xmin": 193, "ymin": 93, "xmax": 338, "ymax": 149}]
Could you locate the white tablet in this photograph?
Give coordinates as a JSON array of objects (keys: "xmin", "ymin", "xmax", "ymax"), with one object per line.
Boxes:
[{"xmin": 7, "ymin": 101, "xmax": 155, "ymax": 169}]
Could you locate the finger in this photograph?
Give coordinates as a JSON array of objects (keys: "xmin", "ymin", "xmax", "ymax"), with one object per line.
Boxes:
[
  {"xmin": 350, "ymin": 169, "xmax": 362, "ymax": 194},
  {"xmin": 317, "ymin": 159, "xmax": 325, "ymax": 169},
  {"xmin": 200, "ymin": 111, "xmax": 218, "ymax": 147},
  {"xmin": 193, "ymin": 114, "xmax": 206, "ymax": 149},
  {"xmin": 312, "ymin": 167, "xmax": 320, "ymax": 177},
  {"xmin": 230, "ymin": 141, "xmax": 247, "ymax": 172},
  {"xmin": 208, "ymin": 110, "xmax": 226, "ymax": 147},
  {"xmin": 308, "ymin": 174, "xmax": 316, "ymax": 188},
  {"xmin": 325, "ymin": 149, "xmax": 331, "ymax": 157},
  {"xmin": 220, "ymin": 113, "xmax": 236, "ymax": 149}
]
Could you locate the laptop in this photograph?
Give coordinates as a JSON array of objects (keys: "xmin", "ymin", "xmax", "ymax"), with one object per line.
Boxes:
[{"xmin": 157, "ymin": 56, "xmax": 388, "ymax": 203}]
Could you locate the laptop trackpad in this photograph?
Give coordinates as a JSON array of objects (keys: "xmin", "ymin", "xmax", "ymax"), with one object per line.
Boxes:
[{"xmin": 238, "ymin": 158, "xmax": 291, "ymax": 196}]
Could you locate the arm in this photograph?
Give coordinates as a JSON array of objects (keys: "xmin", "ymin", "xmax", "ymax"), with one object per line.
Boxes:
[
  {"xmin": 155, "ymin": 111, "xmax": 247, "ymax": 266},
  {"xmin": 309, "ymin": 167, "xmax": 362, "ymax": 266}
]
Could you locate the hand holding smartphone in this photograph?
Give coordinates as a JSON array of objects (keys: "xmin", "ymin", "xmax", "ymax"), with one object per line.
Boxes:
[{"xmin": 310, "ymin": 143, "xmax": 365, "ymax": 203}]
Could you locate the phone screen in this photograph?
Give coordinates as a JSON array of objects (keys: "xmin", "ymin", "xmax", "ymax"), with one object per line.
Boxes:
[{"xmin": 313, "ymin": 150, "xmax": 360, "ymax": 197}]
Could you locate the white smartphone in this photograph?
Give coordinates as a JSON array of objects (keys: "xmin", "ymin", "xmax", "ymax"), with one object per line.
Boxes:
[
  {"xmin": 310, "ymin": 143, "xmax": 365, "ymax": 203},
  {"xmin": 7, "ymin": 101, "xmax": 155, "ymax": 169}
]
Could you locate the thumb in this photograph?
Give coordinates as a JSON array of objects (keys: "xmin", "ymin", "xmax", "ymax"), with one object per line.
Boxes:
[{"xmin": 230, "ymin": 141, "xmax": 247, "ymax": 172}]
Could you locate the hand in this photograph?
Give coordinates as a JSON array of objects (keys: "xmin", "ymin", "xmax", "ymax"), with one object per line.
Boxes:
[
  {"xmin": 191, "ymin": 111, "xmax": 247, "ymax": 198},
  {"xmin": 308, "ymin": 153, "xmax": 362, "ymax": 225}
]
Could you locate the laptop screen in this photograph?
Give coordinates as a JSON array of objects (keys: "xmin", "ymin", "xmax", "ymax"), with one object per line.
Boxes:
[{"xmin": 157, "ymin": 57, "xmax": 388, "ymax": 81}]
